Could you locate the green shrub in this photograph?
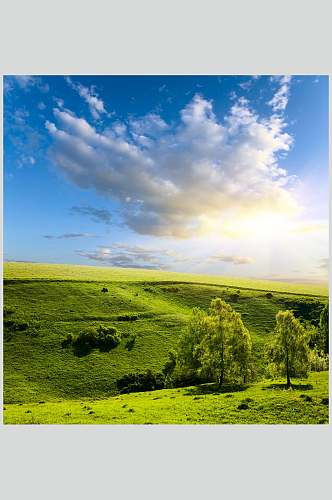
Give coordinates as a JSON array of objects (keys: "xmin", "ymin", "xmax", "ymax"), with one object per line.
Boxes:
[
  {"xmin": 116, "ymin": 369, "xmax": 165, "ymax": 393},
  {"xmin": 117, "ymin": 314, "xmax": 138, "ymax": 321},
  {"xmin": 68, "ymin": 325, "xmax": 121, "ymax": 355},
  {"xmin": 96, "ymin": 325, "xmax": 121, "ymax": 351},
  {"xmin": 72, "ymin": 328, "xmax": 98, "ymax": 355},
  {"xmin": 125, "ymin": 333, "xmax": 136, "ymax": 351},
  {"xmin": 309, "ymin": 348, "xmax": 329, "ymax": 372}
]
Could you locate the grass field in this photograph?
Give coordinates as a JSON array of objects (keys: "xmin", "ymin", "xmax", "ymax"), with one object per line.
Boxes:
[
  {"xmin": 4, "ymin": 261, "xmax": 328, "ymax": 296},
  {"xmin": 4, "ymin": 372, "xmax": 329, "ymax": 425},
  {"xmin": 3, "ymin": 262, "xmax": 329, "ymax": 424}
]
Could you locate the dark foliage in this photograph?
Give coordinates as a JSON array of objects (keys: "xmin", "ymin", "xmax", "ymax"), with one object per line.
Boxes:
[
  {"xmin": 96, "ymin": 325, "xmax": 121, "ymax": 351},
  {"xmin": 299, "ymin": 394, "xmax": 312, "ymax": 402},
  {"xmin": 237, "ymin": 402, "xmax": 249, "ymax": 410},
  {"xmin": 117, "ymin": 314, "xmax": 138, "ymax": 321},
  {"xmin": 3, "ymin": 307, "xmax": 14, "ymax": 318},
  {"xmin": 172, "ymin": 371, "xmax": 211, "ymax": 388},
  {"xmin": 319, "ymin": 304, "xmax": 329, "ymax": 353},
  {"xmin": 125, "ymin": 334, "xmax": 136, "ymax": 351},
  {"xmin": 229, "ymin": 293, "xmax": 240, "ymax": 302},
  {"xmin": 61, "ymin": 334, "xmax": 73, "ymax": 348},
  {"xmin": 68, "ymin": 325, "xmax": 121, "ymax": 356},
  {"xmin": 277, "ymin": 297, "xmax": 324, "ymax": 326},
  {"xmin": 72, "ymin": 328, "xmax": 99, "ymax": 356},
  {"xmin": 4, "ymin": 319, "xmax": 29, "ymax": 331},
  {"xmin": 116, "ymin": 369, "xmax": 165, "ymax": 394}
]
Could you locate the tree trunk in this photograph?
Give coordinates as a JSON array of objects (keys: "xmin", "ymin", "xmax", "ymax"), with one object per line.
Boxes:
[{"xmin": 286, "ymin": 352, "xmax": 291, "ymax": 388}]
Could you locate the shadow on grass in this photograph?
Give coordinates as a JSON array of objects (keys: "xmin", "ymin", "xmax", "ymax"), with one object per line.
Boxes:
[
  {"xmin": 263, "ymin": 383, "xmax": 313, "ymax": 391},
  {"xmin": 184, "ymin": 382, "xmax": 248, "ymax": 396},
  {"xmin": 72, "ymin": 345, "xmax": 93, "ymax": 357}
]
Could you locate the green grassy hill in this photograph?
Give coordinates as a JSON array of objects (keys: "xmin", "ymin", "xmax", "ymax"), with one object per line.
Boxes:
[
  {"xmin": 4, "ymin": 261, "xmax": 328, "ymax": 296},
  {"xmin": 3, "ymin": 262, "xmax": 329, "ymax": 424}
]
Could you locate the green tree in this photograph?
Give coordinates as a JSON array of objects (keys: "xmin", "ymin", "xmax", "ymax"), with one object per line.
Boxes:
[
  {"xmin": 175, "ymin": 307, "xmax": 213, "ymax": 383},
  {"xmin": 201, "ymin": 298, "xmax": 252, "ymax": 385},
  {"xmin": 176, "ymin": 299, "xmax": 252, "ymax": 386},
  {"xmin": 319, "ymin": 304, "xmax": 329, "ymax": 354},
  {"xmin": 266, "ymin": 310, "xmax": 310, "ymax": 387}
]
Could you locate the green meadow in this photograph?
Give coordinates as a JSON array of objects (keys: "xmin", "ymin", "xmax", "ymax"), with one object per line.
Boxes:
[{"xmin": 3, "ymin": 262, "xmax": 329, "ymax": 424}]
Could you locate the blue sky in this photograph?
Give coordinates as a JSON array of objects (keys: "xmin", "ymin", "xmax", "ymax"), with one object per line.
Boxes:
[{"xmin": 4, "ymin": 75, "xmax": 329, "ymax": 282}]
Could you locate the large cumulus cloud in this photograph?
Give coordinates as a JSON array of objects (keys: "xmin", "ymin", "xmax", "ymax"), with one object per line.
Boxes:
[{"xmin": 46, "ymin": 93, "xmax": 298, "ymax": 238}]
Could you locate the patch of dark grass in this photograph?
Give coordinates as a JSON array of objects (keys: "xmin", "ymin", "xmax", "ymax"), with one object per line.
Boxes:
[
  {"xmin": 237, "ymin": 402, "xmax": 249, "ymax": 410},
  {"xmin": 185, "ymin": 383, "xmax": 247, "ymax": 396},
  {"xmin": 117, "ymin": 314, "xmax": 138, "ymax": 322},
  {"xmin": 264, "ymin": 383, "xmax": 313, "ymax": 391},
  {"xmin": 299, "ymin": 394, "xmax": 313, "ymax": 402}
]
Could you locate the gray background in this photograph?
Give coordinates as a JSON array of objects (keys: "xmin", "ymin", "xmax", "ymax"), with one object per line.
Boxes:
[{"xmin": 0, "ymin": 1, "xmax": 331, "ymax": 499}]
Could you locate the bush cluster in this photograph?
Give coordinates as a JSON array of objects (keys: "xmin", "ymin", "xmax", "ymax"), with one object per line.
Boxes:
[
  {"xmin": 117, "ymin": 314, "xmax": 138, "ymax": 321},
  {"xmin": 116, "ymin": 370, "xmax": 165, "ymax": 393},
  {"xmin": 125, "ymin": 333, "xmax": 136, "ymax": 351},
  {"xmin": 62, "ymin": 325, "xmax": 121, "ymax": 354}
]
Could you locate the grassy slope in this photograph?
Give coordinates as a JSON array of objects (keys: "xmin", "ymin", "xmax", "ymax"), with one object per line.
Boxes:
[
  {"xmin": 3, "ymin": 262, "xmax": 329, "ymax": 424},
  {"xmin": 4, "ymin": 273, "xmax": 328, "ymax": 402},
  {"xmin": 4, "ymin": 261, "xmax": 328, "ymax": 296},
  {"xmin": 4, "ymin": 372, "xmax": 329, "ymax": 424}
]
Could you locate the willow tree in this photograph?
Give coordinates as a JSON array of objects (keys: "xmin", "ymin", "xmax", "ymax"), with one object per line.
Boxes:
[
  {"xmin": 266, "ymin": 310, "xmax": 310, "ymax": 387},
  {"xmin": 176, "ymin": 298, "xmax": 252, "ymax": 385}
]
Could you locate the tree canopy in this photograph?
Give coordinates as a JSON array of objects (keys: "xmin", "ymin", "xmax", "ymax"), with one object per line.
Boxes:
[
  {"xmin": 176, "ymin": 298, "xmax": 252, "ymax": 385},
  {"xmin": 266, "ymin": 310, "xmax": 310, "ymax": 387}
]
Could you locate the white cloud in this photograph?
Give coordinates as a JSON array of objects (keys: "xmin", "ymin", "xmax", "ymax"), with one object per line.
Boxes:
[
  {"xmin": 53, "ymin": 97, "xmax": 65, "ymax": 108},
  {"xmin": 268, "ymin": 75, "xmax": 292, "ymax": 113},
  {"xmin": 209, "ymin": 253, "xmax": 254, "ymax": 265},
  {"xmin": 7, "ymin": 108, "xmax": 43, "ymax": 167},
  {"xmin": 65, "ymin": 76, "xmax": 107, "ymax": 120},
  {"xmin": 46, "ymin": 94, "xmax": 298, "ymax": 238},
  {"xmin": 318, "ymin": 258, "xmax": 328, "ymax": 270},
  {"xmin": 77, "ymin": 244, "xmax": 168, "ymax": 270},
  {"xmin": 9, "ymin": 75, "xmax": 49, "ymax": 93}
]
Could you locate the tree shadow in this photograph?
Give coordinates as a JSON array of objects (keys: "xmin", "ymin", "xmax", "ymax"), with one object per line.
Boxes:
[
  {"xmin": 263, "ymin": 383, "xmax": 313, "ymax": 391},
  {"xmin": 184, "ymin": 382, "xmax": 248, "ymax": 396}
]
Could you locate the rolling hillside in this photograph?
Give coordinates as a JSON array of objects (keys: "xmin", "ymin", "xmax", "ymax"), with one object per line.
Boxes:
[{"xmin": 3, "ymin": 262, "xmax": 328, "ymax": 419}]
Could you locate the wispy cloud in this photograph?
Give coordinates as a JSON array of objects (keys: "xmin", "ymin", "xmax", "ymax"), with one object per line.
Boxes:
[
  {"xmin": 208, "ymin": 253, "xmax": 254, "ymax": 265},
  {"xmin": 65, "ymin": 76, "xmax": 107, "ymax": 120},
  {"xmin": 268, "ymin": 75, "xmax": 292, "ymax": 113},
  {"xmin": 318, "ymin": 258, "xmax": 328, "ymax": 270},
  {"xmin": 43, "ymin": 233, "xmax": 97, "ymax": 239},
  {"xmin": 77, "ymin": 244, "xmax": 168, "ymax": 270},
  {"xmin": 5, "ymin": 75, "xmax": 49, "ymax": 93},
  {"xmin": 6, "ymin": 108, "xmax": 44, "ymax": 167},
  {"xmin": 70, "ymin": 205, "xmax": 112, "ymax": 225}
]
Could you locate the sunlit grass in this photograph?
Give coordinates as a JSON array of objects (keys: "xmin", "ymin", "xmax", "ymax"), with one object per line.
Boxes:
[
  {"xmin": 4, "ymin": 261, "xmax": 328, "ymax": 296},
  {"xmin": 4, "ymin": 372, "xmax": 329, "ymax": 425}
]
